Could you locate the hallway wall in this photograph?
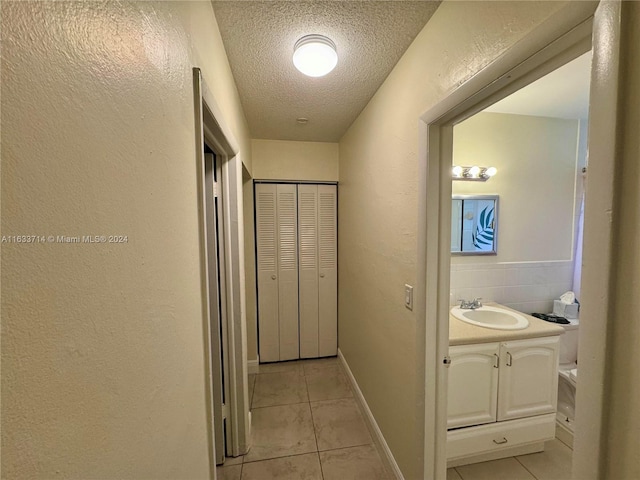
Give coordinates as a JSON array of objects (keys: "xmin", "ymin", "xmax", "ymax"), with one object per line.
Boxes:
[
  {"xmin": 337, "ymin": 1, "xmax": 596, "ymax": 478},
  {"xmin": 252, "ymin": 139, "xmax": 339, "ymax": 182},
  {"xmin": 1, "ymin": 2, "xmax": 250, "ymax": 478}
]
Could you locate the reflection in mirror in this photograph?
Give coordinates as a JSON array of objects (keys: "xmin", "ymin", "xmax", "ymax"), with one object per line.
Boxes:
[{"xmin": 451, "ymin": 195, "xmax": 498, "ymax": 255}]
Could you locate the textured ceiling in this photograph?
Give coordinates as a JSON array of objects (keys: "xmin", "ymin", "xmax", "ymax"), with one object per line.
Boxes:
[{"xmin": 212, "ymin": 1, "xmax": 441, "ymax": 142}]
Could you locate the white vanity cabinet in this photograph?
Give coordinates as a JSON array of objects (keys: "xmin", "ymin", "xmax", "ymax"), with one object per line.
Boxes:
[
  {"xmin": 497, "ymin": 337, "xmax": 560, "ymax": 421},
  {"xmin": 447, "ymin": 343, "xmax": 499, "ymax": 429},
  {"xmin": 447, "ymin": 335, "xmax": 560, "ymax": 466}
]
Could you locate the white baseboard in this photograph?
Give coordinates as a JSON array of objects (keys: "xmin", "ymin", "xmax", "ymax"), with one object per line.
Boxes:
[
  {"xmin": 248, "ymin": 357, "xmax": 259, "ymax": 375},
  {"xmin": 337, "ymin": 349, "xmax": 404, "ymax": 480}
]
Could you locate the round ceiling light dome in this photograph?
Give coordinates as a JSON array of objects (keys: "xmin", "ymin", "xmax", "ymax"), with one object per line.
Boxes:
[{"xmin": 293, "ymin": 35, "xmax": 338, "ymax": 77}]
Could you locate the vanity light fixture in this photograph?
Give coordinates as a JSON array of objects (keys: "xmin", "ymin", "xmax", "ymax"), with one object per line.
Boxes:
[
  {"xmin": 468, "ymin": 166, "xmax": 481, "ymax": 178},
  {"xmin": 293, "ymin": 35, "xmax": 338, "ymax": 77},
  {"xmin": 452, "ymin": 165, "xmax": 498, "ymax": 181}
]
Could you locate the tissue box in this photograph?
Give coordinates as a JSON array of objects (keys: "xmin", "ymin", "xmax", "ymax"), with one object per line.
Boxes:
[{"xmin": 553, "ymin": 300, "xmax": 579, "ymax": 319}]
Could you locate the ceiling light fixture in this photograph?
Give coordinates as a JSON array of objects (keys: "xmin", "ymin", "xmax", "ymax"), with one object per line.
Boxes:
[{"xmin": 293, "ymin": 35, "xmax": 338, "ymax": 77}]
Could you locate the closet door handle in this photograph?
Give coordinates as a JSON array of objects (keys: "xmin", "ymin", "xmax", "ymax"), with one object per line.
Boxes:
[
  {"xmin": 506, "ymin": 352, "xmax": 512, "ymax": 367},
  {"xmin": 271, "ymin": 274, "xmax": 277, "ymax": 280},
  {"xmin": 493, "ymin": 353, "xmax": 499, "ymax": 368}
]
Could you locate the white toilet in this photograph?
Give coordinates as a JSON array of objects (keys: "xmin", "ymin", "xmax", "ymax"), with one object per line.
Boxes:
[{"xmin": 557, "ymin": 318, "xmax": 579, "ymax": 441}]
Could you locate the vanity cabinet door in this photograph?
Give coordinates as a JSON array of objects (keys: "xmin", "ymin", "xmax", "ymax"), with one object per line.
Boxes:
[
  {"xmin": 447, "ymin": 343, "xmax": 500, "ymax": 429},
  {"xmin": 497, "ymin": 336, "xmax": 560, "ymax": 421}
]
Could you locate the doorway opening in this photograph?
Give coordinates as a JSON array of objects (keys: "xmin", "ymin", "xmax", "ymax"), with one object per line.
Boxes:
[
  {"xmin": 444, "ymin": 49, "xmax": 591, "ymax": 475},
  {"xmin": 193, "ymin": 68, "xmax": 251, "ymax": 470},
  {"xmin": 417, "ymin": 4, "xmax": 622, "ymax": 479}
]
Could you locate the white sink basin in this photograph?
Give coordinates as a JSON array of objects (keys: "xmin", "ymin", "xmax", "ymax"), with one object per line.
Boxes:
[{"xmin": 451, "ymin": 305, "xmax": 529, "ymax": 330}]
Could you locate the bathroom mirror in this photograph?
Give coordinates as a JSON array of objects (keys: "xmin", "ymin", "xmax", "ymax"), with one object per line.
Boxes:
[{"xmin": 451, "ymin": 195, "xmax": 498, "ymax": 255}]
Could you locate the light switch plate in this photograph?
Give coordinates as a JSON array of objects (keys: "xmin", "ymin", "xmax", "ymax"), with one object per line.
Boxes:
[{"xmin": 404, "ymin": 284, "xmax": 413, "ymax": 310}]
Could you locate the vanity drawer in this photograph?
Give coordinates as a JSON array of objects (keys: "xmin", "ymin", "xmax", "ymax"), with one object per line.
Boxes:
[{"xmin": 447, "ymin": 413, "xmax": 556, "ymax": 461}]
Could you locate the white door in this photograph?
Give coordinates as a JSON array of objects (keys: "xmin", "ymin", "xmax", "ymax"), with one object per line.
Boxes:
[
  {"xmin": 317, "ymin": 185, "xmax": 338, "ymax": 357},
  {"xmin": 255, "ymin": 184, "xmax": 280, "ymax": 362},
  {"xmin": 276, "ymin": 184, "xmax": 300, "ymax": 361},
  {"xmin": 298, "ymin": 184, "xmax": 338, "ymax": 358},
  {"xmin": 257, "ymin": 183, "xmax": 336, "ymax": 361},
  {"xmin": 497, "ymin": 336, "xmax": 559, "ymax": 421},
  {"xmin": 298, "ymin": 185, "xmax": 320, "ymax": 358},
  {"xmin": 447, "ymin": 343, "xmax": 499, "ymax": 429},
  {"xmin": 255, "ymin": 183, "xmax": 300, "ymax": 362}
]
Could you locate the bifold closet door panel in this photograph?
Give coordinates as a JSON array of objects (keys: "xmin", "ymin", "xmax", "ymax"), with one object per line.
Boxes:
[
  {"xmin": 318, "ymin": 184, "xmax": 338, "ymax": 357},
  {"xmin": 298, "ymin": 185, "xmax": 319, "ymax": 358},
  {"xmin": 276, "ymin": 184, "xmax": 300, "ymax": 361},
  {"xmin": 255, "ymin": 184, "xmax": 279, "ymax": 362}
]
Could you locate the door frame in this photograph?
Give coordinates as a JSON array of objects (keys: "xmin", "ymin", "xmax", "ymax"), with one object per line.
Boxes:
[
  {"xmin": 416, "ymin": 2, "xmax": 621, "ymax": 478},
  {"xmin": 193, "ymin": 68, "xmax": 250, "ymax": 470},
  {"xmin": 203, "ymin": 151, "xmax": 229, "ymax": 465}
]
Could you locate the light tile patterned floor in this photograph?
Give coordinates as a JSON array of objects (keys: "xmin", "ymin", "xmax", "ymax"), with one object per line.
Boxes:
[
  {"xmin": 448, "ymin": 438, "xmax": 573, "ymax": 480},
  {"xmin": 216, "ymin": 356, "xmax": 393, "ymax": 480},
  {"xmin": 221, "ymin": 357, "xmax": 573, "ymax": 480}
]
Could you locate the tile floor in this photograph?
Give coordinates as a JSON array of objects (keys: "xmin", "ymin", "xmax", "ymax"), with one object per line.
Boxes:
[
  {"xmin": 216, "ymin": 356, "xmax": 393, "ymax": 480},
  {"xmin": 217, "ymin": 356, "xmax": 573, "ymax": 480},
  {"xmin": 447, "ymin": 438, "xmax": 574, "ymax": 480}
]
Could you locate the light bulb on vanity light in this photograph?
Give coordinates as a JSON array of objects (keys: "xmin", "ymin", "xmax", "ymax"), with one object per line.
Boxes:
[
  {"xmin": 485, "ymin": 167, "xmax": 497, "ymax": 177},
  {"xmin": 468, "ymin": 166, "xmax": 481, "ymax": 178},
  {"xmin": 452, "ymin": 165, "xmax": 463, "ymax": 177}
]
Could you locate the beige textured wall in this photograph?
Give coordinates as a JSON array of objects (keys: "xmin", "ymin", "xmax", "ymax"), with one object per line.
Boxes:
[
  {"xmin": 452, "ymin": 113, "xmax": 579, "ymax": 263},
  {"xmin": 337, "ymin": 2, "xmax": 591, "ymax": 478},
  {"xmin": 1, "ymin": 2, "xmax": 250, "ymax": 478},
  {"xmin": 251, "ymin": 139, "xmax": 339, "ymax": 181},
  {"xmin": 605, "ymin": 3, "xmax": 640, "ymax": 477}
]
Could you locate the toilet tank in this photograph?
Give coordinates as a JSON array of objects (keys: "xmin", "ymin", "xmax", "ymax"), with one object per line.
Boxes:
[{"xmin": 559, "ymin": 319, "xmax": 580, "ymax": 365}]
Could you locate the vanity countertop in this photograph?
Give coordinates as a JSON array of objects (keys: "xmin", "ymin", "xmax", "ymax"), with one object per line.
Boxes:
[{"xmin": 449, "ymin": 302, "xmax": 565, "ymax": 346}]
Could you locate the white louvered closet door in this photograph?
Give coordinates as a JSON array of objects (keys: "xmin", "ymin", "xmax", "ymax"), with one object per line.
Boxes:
[
  {"xmin": 256, "ymin": 183, "xmax": 335, "ymax": 362},
  {"xmin": 317, "ymin": 185, "xmax": 338, "ymax": 357},
  {"xmin": 298, "ymin": 185, "xmax": 320, "ymax": 358},
  {"xmin": 255, "ymin": 184, "xmax": 279, "ymax": 362},
  {"xmin": 276, "ymin": 184, "xmax": 300, "ymax": 361}
]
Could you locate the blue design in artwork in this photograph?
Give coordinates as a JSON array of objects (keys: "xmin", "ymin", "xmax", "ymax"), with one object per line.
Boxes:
[{"xmin": 472, "ymin": 206, "xmax": 494, "ymax": 249}]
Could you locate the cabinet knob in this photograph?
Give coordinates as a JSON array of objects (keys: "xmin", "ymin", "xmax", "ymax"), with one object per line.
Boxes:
[
  {"xmin": 320, "ymin": 273, "xmax": 325, "ymax": 278},
  {"xmin": 271, "ymin": 274, "xmax": 277, "ymax": 280}
]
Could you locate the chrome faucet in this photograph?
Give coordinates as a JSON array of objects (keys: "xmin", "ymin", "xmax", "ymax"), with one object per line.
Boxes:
[{"xmin": 459, "ymin": 298, "xmax": 483, "ymax": 310}]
